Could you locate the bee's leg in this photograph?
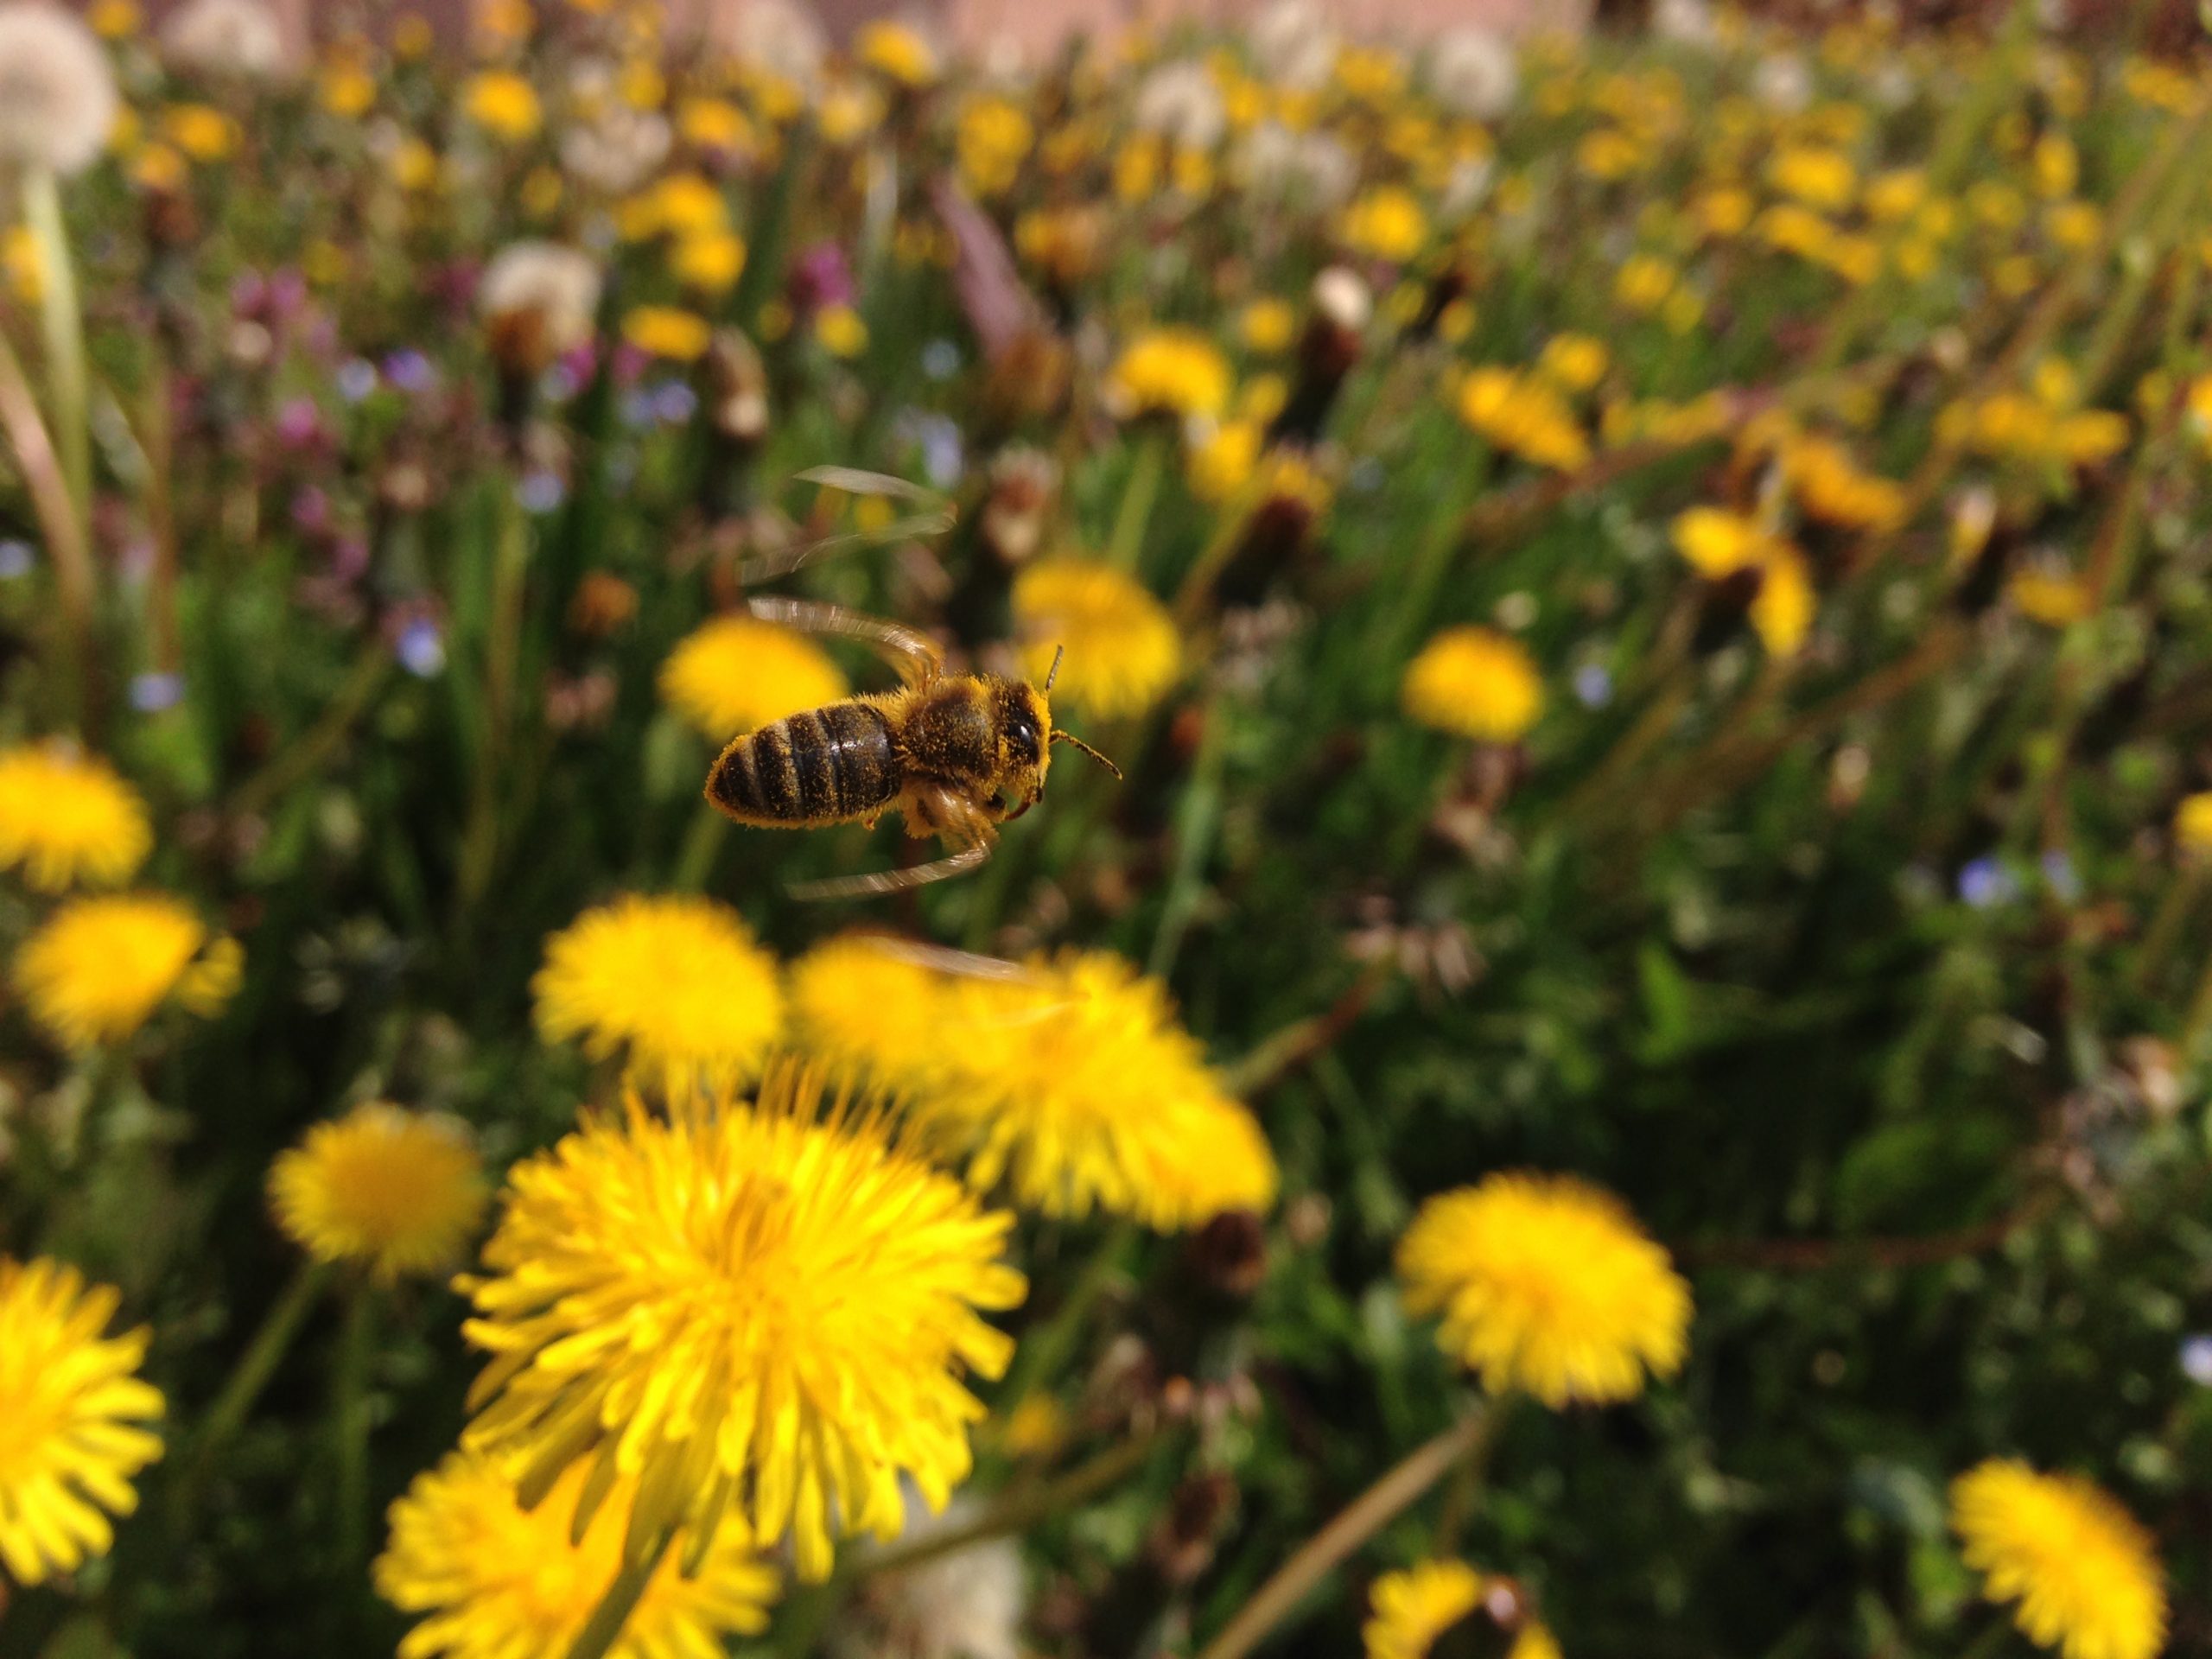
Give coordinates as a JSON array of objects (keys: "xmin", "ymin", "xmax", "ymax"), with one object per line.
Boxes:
[{"xmin": 786, "ymin": 785, "xmax": 996, "ymax": 899}]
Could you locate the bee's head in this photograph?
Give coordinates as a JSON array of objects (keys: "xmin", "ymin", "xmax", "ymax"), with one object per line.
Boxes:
[{"xmin": 998, "ymin": 677, "xmax": 1051, "ymax": 785}]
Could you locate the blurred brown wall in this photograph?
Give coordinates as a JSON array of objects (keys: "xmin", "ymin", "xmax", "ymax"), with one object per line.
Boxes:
[{"xmin": 118, "ymin": 0, "xmax": 1559, "ymax": 54}]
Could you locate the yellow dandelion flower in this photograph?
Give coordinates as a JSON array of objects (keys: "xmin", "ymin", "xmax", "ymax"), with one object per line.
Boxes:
[
  {"xmin": 678, "ymin": 97, "xmax": 753, "ymax": 154},
  {"xmin": 0, "ymin": 741, "xmax": 152, "ymax": 891},
  {"xmin": 4, "ymin": 226, "xmax": 41, "ymax": 304},
  {"xmin": 1457, "ymin": 367, "xmax": 1590, "ymax": 472},
  {"xmin": 2011, "ymin": 569, "xmax": 2093, "ymax": 627},
  {"xmin": 1341, "ymin": 185, "xmax": 1428, "ymax": 264},
  {"xmin": 1535, "ymin": 334, "xmax": 1610, "ymax": 395},
  {"xmin": 1767, "ymin": 143, "xmax": 1856, "ymax": 212},
  {"xmin": 621, "ymin": 305, "xmax": 712, "ymax": 362},
  {"xmin": 1402, "ymin": 626, "xmax": 1545, "ymax": 744},
  {"xmin": 269, "ymin": 1104, "xmax": 489, "ymax": 1282},
  {"xmin": 1190, "ymin": 417, "xmax": 1262, "ymax": 502},
  {"xmin": 457, "ymin": 1061, "xmax": 1025, "ymax": 1583},
  {"xmin": 464, "ymin": 71, "xmax": 542, "ymax": 143},
  {"xmin": 1013, "ymin": 559, "xmax": 1182, "ymax": 722},
  {"xmin": 1750, "ymin": 544, "xmax": 1815, "ymax": 658},
  {"xmin": 814, "ymin": 304, "xmax": 868, "ymax": 359},
  {"xmin": 1670, "ymin": 506, "xmax": 1772, "ymax": 578},
  {"xmin": 1951, "ymin": 1460, "xmax": 2165, "ymax": 1659},
  {"xmin": 1365, "ymin": 1561, "xmax": 1558, "ymax": 1659},
  {"xmin": 163, "ymin": 104, "xmax": 238, "ymax": 162},
  {"xmin": 2172, "ymin": 791, "xmax": 2212, "ymax": 855},
  {"xmin": 956, "ymin": 95, "xmax": 1032, "ymax": 198},
  {"xmin": 658, "ymin": 614, "xmax": 849, "ymax": 743},
  {"xmin": 1106, "ymin": 328, "xmax": 1233, "ymax": 422},
  {"xmin": 789, "ymin": 933, "xmax": 957, "ymax": 1094},
  {"xmin": 0, "ymin": 1257, "xmax": 164, "ymax": 1587},
  {"xmin": 911, "ymin": 950, "xmax": 1278, "ymax": 1231},
  {"xmin": 1396, "ymin": 1172, "xmax": 1692, "ymax": 1407},
  {"xmin": 89, "ymin": 0, "xmax": 140, "ymax": 37},
  {"xmin": 320, "ymin": 62, "xmax": 375, "ymax": 118},
  {"xmin": 651, "ymin": 172, "xmax": 728, "ymax": 238},
  {"xmin": 672, "ymin": 230, "xmax": 747, "ymax": 293},
  {"xmin": 375, "ymin": 1451, "xmax": 778, "ymax": 1659},
  {"xmin": 1241, "ymin": 297, "xmax": 1297, "ymax": 353},
  {"xmin": 532, "ymin": 894, "xmax": 785, "ymax": 1092},
  {"xmin": 855, "ymin": 19, "xmax": 939, "ymax": 88},
  {"xmin": 16, "ymin": 893, "xmax": 230, "ymax": 1049}
]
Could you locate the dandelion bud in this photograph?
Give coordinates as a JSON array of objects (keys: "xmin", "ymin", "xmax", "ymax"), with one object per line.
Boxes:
[
  {"xmin": 1185, "ymin": 1208, "xmax": 1268, "ymax": 1301},
  {"xmin": 1272, "ymin": 267, "xmax": 1369, "ymax": 444}
]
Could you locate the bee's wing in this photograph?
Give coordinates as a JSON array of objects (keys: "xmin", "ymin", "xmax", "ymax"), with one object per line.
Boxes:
[
  {"xmin": 785, "ymin": 840, "xmax": 988, "ymax": 899},
  {"xmin": 855, "ymin": 934, "xmax": 1043, "ymax": 984},
  {"xmin": 844, "ymin": 934, "xmax": 1076, "ymax": 1025},
  {"xmin": 747, "ymin": 595, "xmax": 945, "ymax": 689},
  {"xmin": 734, "ymin": 468, "xmax": 957, "ymax": 586},
  {"xmin": 792, "ymin": 466, "xmax": 946, "ymax": 505}
]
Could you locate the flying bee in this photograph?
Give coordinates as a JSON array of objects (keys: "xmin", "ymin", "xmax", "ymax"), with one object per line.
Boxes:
[{"xmin": 704, "ymin": 595, "xmax": 1121, "ymax": 898}]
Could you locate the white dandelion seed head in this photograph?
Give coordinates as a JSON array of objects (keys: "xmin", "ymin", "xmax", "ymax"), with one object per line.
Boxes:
[
  {"xmin": 1751, "ymin": 52, "xmax": 1814, "ymax": 114},
  {"xmin": 1134, "ymin": 59, "xmax": 1227, "ymax": 154},
  {"xmin": 1237, "ymin": 121, "xmax": 1356, "ymax": 211},
  {"xmin": 1651, "ymin": 0, "xmax": 1719, "ymax": 47},
  {"xmin": 161, "ymin": 0, "xmax": 293, "ymax": 77},
  {"xmin": 1249, "ymin": 0, "xmax": 1338, "ymax": 93},
  {"xmin": 1312, "ymin": 265, "xmax": 1371, "ymax": 333},
  {"xmin": 1427, "ymin": 27, "xmax": 1519, "ymax": 122},
  {"xmin": 479, "ymin": 242, "xmax": 603, "ymax": 358},
  {"xmin": 0, "ymin": 3, "xmax": 119, "ymax": 176},
  {"xmin": 717, "ymin": 0, "xmax": 827, "ymax": 96},
  {"xmin": 559, "ymin": 105, "xmax": 672, "ymax": 194}
]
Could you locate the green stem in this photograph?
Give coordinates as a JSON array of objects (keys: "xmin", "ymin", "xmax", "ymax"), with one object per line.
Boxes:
[
  {"xmin": 230, "ymin": 639, "xmax": 391, "ymax": 821},
  {"xmin": 333, "ymin": 1277, "xmax": 376, "ymax": 1570},
  {"xmin": 671, "ymin": 804, "xmax": 730, "ymax": 892},
  {"xmin": 567, "ymin": 1529, "xmax": 675, "ymax": 1659},
  {"xmin": 1193, "ymin": 1407, "xmax": 1498, "ymax": 1659},
  {"xmin": 0, "ymin": 322, "xmax": 93, "ymax": 727},
  {"xmin": 2134, "ymin": 865, "xmax": 2204, "ymax": 994},
  {"xmin": 1366, "ymin": 452, "xmax": 1488, "ymax": 682},
  {"xmin": 991, "ymin": 1221, "xmax": 1138, "ymax": 1436},
  {"xmin": 1106, "ymin": 427, "xmax": 1169, "ymax": 573},
  {"xmin": 23, "ymin": 165, "xmax": 89, "ymax": 528},
  {"xmin": 458, "ymin": 491, "xmax": 533, "ymax": 908},
  {"xmin": 861, "ymin": 1427, "xmax": 1170, "ymax": 1579},
  {"xmin": 1147, "ymin": 696, "xmax": 1229, "ymax": 982},
  {"xmin": 2178, "ymin": 941, "xmax": 2212, "ymax": 1063},
  {"xmin": 170, "ymin": 1259, "xmax": 333, "ymax": 1528},
  {"xmin": 1432, "ymin": 1392, "xmax": 1513, "ymax": 1557}
]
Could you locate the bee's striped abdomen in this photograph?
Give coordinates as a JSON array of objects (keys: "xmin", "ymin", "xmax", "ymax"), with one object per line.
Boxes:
[{"xmin": 707, "ymin": 700, "xmax": 899, "ymax": 826}]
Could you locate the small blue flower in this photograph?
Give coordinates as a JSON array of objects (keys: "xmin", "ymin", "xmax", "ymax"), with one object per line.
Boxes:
[
  {"xmin": 0, "ymin": 540, "xmax": 35, "ymax": 579},
  {"xmin": 2182, "ymin": 1334, "xmax": 2212, "ymax": 1387},
  {"xmin": 620, "ymin": 388, "xmax": 658, "ymax": 429},
  {"xmin": 921, "ymin": 339, "xmax": 961, "ymax": 380},
  {"xmin": 654, "ymin": 381, "xmax": 699, "ymax": 425},
  {"xmin": 396, "ymin": 618, "xmax": 446, "ymax": 678},
  {"xmin": 2038, "ymin": 849, "xmax": 2081, "ymax": 902},
  {"xmin": 1957, "ymin": 855, "xmax": 2020, "ymax": 909},
  {"xmin": 917, "ymin": 416, "xmax": 963, "ymax": 489},
  {"xmin": 382, "ymin": 349, "xmax": 436, "ymax": 394},
  {"xmin": 337, "ymin": 358, "xmax": 378, "ymax": 403},
  {"xmin": 1573, "ymin": 663, "xmax": 1614, "ymax": 709},
  {"xmin": 130, "ymin": 671, "xmax": 186, "ymax": 713},
  {"xmin": 517, "ymin": 470, "xmax": 566, "ymax": 514}
]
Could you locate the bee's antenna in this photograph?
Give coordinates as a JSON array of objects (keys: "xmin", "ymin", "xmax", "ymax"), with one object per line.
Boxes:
[
  {"xmin": 1050, "ymin": 730, "xmax": 1122, "ymax": 779},
  {"xmin": 1045, "ymin": 645, "xmax": 1065, "ymax": 694}
]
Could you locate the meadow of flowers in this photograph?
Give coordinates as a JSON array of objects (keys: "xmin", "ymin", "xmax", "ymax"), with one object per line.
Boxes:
[{"xmin": 1, "ymin": 0, "xmax": 2209, "ymax": 1654}]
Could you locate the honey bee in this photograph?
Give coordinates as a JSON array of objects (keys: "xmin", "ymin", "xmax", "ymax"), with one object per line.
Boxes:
[{"xmin": 704, "ymin": 595, "xmax": 1120, "ymax": 898}]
